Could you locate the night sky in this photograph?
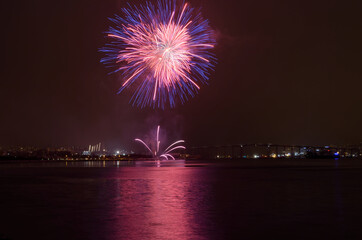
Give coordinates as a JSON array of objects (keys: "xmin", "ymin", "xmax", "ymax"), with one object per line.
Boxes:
[{"xmin": 1, "ymin": 0, "xmax": 361, "ymax": 150}]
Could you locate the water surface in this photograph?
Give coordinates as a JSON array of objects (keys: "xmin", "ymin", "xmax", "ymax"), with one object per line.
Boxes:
[{"xmin": 1, "ymin": 159, "xmax": 362, "ymax": 239}]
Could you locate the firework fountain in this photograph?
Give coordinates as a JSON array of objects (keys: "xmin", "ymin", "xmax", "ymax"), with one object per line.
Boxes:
[
  {"xmin": 100, "ymin": 0, "xmax": 216, "ymax": 108},
  {"xmin": 135, "ymin": 125, "xmax": 186, "ymax": 160}
]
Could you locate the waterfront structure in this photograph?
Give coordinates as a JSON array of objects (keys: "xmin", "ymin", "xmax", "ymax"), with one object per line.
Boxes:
[{"xmin": 190, "ymin": 143, "xmax": 362, "ymax": 159}]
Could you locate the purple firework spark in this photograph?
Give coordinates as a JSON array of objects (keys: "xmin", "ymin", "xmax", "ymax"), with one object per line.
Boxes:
[
  {"xmin": 100, "ymin": 0, "xmax": 216, "ymax": 108},
  {"xmin": 135, "ymin": 125, "xmax": 186, "ymax": 160}
]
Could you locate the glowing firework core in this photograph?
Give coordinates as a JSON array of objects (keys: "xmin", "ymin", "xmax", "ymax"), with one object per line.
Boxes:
[
  {"xmin": 117, "ymin": 19, "xmax": 197, "ymax": 98},
  {"xmin": 101, "ymin": 1, "xmax": 216, "ymax": 108}
]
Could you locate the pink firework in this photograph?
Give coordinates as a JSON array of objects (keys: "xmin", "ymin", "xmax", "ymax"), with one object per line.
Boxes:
[
  {"xmin": 135, "ymin": 125, "xmax": 186, "ymax": 160},
  {"xmin": 101, "ymin": 0, "xmax": 216, "ymax": 108}
]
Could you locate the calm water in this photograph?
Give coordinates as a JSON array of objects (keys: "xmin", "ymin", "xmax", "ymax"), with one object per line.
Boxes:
[{"xmin": 1, "ymin": 159, "xmax": 362, "ymax": 240}]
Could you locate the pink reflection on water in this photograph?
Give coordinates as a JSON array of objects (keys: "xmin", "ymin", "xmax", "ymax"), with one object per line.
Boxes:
[{"xmin": 107, "ymin": 165, "xmax": 209, "ymax": 239}]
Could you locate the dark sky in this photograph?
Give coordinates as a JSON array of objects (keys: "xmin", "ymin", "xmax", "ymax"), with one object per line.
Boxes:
[{"xmin": 1, "ymin": 0, "xmax": 361, "ymax": 150}]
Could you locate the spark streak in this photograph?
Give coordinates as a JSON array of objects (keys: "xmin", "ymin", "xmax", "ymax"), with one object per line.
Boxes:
[
  {"xmin": 134, "ymin": 125, "xmax": 185, "ymax": 160},
  {"xmin": 135, "ymin": 139, "xmax": 153, "ymax": 156}
]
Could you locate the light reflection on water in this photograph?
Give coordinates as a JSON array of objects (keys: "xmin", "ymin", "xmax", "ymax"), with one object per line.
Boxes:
[
  {"xmin": 108, "ymin": 167, "xmax": 210, "ymax": 239},
  {"xmin": 1, "ymin": 159, "xmax": 362, "ymax": 239},
  {"xmin": 0, "ymin": 160, "xmax": 188, "ymax": 168}
]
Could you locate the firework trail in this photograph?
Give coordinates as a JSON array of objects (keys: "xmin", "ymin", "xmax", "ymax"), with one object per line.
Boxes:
[
  {"xmin": 135, "ymin": 125, "xmax": 186, "ymax": 160},
  {"xmin": 100, "ymin": 0, "xmax": 216, "ymax": 108}
]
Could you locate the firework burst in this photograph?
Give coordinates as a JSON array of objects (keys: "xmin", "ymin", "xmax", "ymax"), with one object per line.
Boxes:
[
  {"xmin": 135, "ymin": 125, "xmax": 186, "ymax": 160},
  {"xmin": 100, "ymin": 0, "xmax": 216, "ymax": 108}
]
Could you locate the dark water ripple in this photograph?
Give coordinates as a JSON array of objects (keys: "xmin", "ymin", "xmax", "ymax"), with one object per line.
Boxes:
[{"xmin": 1, "ymin": 159, "xmax": 362, "ymax": 239}]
